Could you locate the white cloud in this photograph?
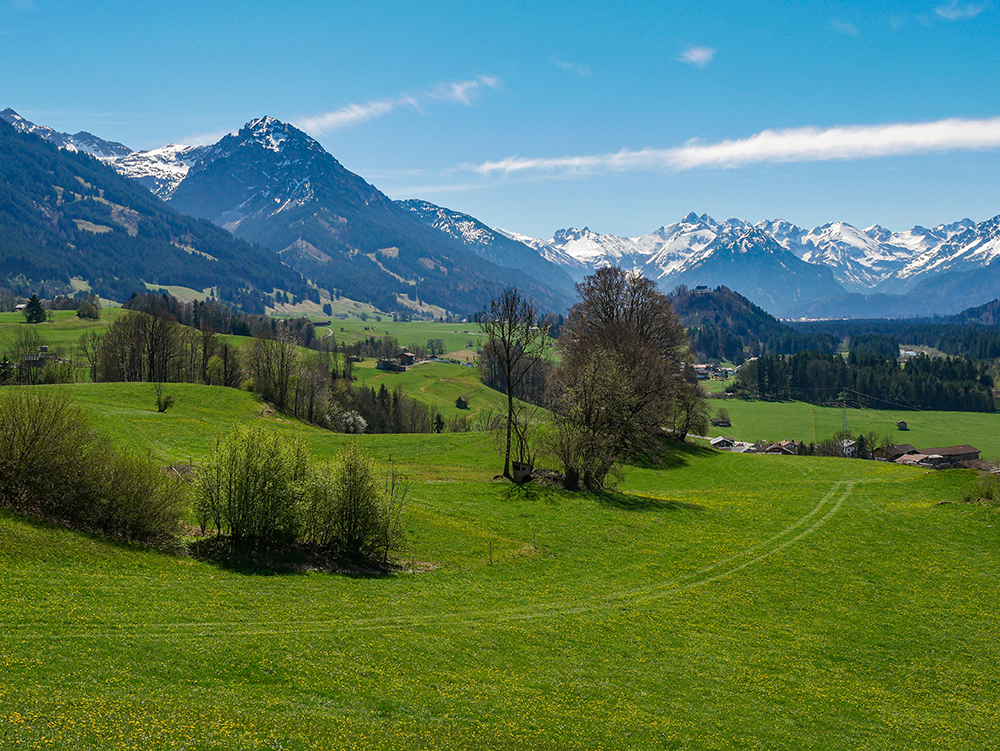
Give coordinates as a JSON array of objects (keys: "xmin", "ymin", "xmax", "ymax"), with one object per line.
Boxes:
[
  {"xmin": 551, "ymin": 57, "xmax": 593, "ymax": 77},
  {"xmin": 830, "ymin": 19, "xmax": 861, "ymax": 36},
  {"xmin": 469, "ymin": 116, "xmax": 1000, "ymax": 176},
  {"xmin": 296, "ymin": 76, "xmax": 499, "ymax": 136},
  {"xmin": 677, "ymin": 46, "xmax": 715, "ymax": 67},
  {"xmin": 935, "ymin": 1, "xmax": 988, "ymax": 19}
]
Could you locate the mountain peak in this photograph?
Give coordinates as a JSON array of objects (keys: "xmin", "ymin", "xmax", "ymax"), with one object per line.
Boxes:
[{"xmin": 240, "ymin": 115, "xmax": 309, "ymax": 153}]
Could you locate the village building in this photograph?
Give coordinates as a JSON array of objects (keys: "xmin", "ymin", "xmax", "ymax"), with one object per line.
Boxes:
[
  {"xmin": 895, "ymin": 445, "xmax": 980, "ymax": 468},
  {"xmin": 376, "ymin": 359, "xmax": 407, "ymax": 373},
  {"xmin": 763, "ymin": 439, "xmax": 800, "ymax": 456},
  {"xmin": 874, "ymin": 444, "xmax": 918, "ymax": 462}
]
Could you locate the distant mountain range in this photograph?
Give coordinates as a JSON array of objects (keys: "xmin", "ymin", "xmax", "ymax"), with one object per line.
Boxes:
[
  {"xmin": 494, "ymin": 211, "xmax": 1000, "ymax": 317},
  {"xmin": 5, "ymin": 106, "xmax": 1000, "ymax": 319}
]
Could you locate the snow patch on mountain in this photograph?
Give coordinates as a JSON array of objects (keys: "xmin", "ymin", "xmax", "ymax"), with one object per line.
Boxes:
[
  {"xmin": 108, "ymin": 144, "xmax": 212, "ymax": 199},
  {"xmin": 1, "ymin": 108, "xmax": 132, "ymax": 158}
]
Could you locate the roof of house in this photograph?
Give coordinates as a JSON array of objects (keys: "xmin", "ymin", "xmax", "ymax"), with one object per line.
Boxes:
[
  {"xmin": 886, "ymin": 444, "xmax": 917, "ymax": 459},
  {"xmin": 917, "ymin": 445, "xmax": 980, "ymax": 457}
]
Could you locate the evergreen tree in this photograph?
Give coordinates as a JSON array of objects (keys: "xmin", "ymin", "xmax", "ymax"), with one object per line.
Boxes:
[{"xmin": 23, "ymin": 294, "xmax": 46, "ymax": 324}]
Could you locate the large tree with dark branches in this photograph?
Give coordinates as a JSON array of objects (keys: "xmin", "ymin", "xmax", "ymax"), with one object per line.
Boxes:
[{"xmin": 551, "ymin": 267, "xmax": 697, "ymax": 489}]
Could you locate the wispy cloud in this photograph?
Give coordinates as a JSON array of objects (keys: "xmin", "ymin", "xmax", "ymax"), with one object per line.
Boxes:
[
  {"xmin": 935, "ymin": 1, "xmax": 988, "ymax": 19},
  {"xmin": 468, "ymin": 116, "xmax": 1000, "ymax": 176},
  {"xmin": 551, "ymin": 57, "xmax": 593, "ymax": 77},
  {"xmin": 830, "ymin": 19, "xmax": 861, "ymax": 36},
  {"xmin": 677, "ymin": 46, "xmax": 715, "ymax": 67},
  {"xmin": 296, "ymin": 76, "xmax": 499, "ymax": 136}
]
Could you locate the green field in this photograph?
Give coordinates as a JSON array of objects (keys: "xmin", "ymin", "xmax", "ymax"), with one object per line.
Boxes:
[
  {"xmin": 706, "ymin": 397, "xmax": 1000, "ymax": 458},
  {"xmin": 352, "ymin": 360, "xmax": 502, "ymax": 421},
  {"xmin": 0, "ymin": 308, "xmax": 126, "ymax": 351},
  {"xmin": 2, "ymin": 383, "xmax": 1000, "ymax": 749},
  {"xmin": 324, "ymin": 318, "xmax": 486, "ymax": 360}
]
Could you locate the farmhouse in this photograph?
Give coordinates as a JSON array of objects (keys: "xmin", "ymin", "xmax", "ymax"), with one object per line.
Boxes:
[
  {"xmin": 763, "ymin": 439, "xmax": 800, "ymax": 456},
  {"xmin": 895, "ymin": 445, "xmax": 980, "ymax": 468},
  {"xmin": 710, "ymin": 436, "xmax": 735, "ymax": 449},
  {"xmin": 710, "ymin": 416, "xmax": 732, "ymax": 428},
  {"xmin": 874, "ymin": 443, "xmax": 917, "ymax": 462},
  {"xmin": 376, "ymin": 359, "xmax": 407, "ymax": 373}
]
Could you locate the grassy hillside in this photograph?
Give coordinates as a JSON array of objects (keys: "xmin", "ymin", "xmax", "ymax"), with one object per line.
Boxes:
[
  {"xmin": 2, "ymin": 383, "xmax": 999, "ymax": 749},
  {"xmin": 705, "ymin": 397, "xmax": 1000, "ymax": 458},
  {"xmin": 353, "ymin": 360, "xmax": 501, "ymax": 421},
  {"xmin": 324, "ymin": 318, "xmax": 486, "ymax": 360},
  {"xmin": 0, "ymin": 308, "xmax": 126, "ymax": 350}
]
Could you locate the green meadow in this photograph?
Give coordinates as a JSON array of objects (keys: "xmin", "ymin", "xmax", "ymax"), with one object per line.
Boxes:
[
  {"xmin": 0, "ymin": 308, "xmax": 127, "ymax": 350},
  {"xmin": 2, "ymin": 383, "xmax": 1000, "ymax": 749},
  {"xmin": 705, "ymin": 397, "xmax": 1000, "ymax": 458},
  {"xmin": 323, "ymin": 318, "xmax": 486, "ymax": 360}
]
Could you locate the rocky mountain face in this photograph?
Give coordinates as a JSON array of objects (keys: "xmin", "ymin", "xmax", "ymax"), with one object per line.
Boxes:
[
  {"xmin": 165, "ymin": 117, "xmax": 572, "ymax": 313},
  {"xmin": 396, "ymin": 199, "xmax": 578, "ymax": 299}
]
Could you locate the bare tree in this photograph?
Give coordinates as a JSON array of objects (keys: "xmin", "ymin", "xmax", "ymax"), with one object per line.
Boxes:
[{"xmin": 479, "ymin": 287, "xmax": 551, "ymax": 480}]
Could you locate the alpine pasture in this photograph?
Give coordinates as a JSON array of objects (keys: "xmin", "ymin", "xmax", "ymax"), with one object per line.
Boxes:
[
  {"xmin": 2, "ymin": 378, "xmax": 999, "ymax": 749},
  {"xmin": 1, "ymin": 312, "xmax": 999, "ymax": 749}
]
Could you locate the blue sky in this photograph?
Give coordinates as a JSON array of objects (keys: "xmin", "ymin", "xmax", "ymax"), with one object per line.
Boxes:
[{"xmin": 4, "ymin": 0, "xmax": 1000, "ymax": 237}]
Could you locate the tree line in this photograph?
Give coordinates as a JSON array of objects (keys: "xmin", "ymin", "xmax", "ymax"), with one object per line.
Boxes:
[
  {"xmin": 791, "ymin": 318, "xmax": 1000, "ymax": 362},
  {"xmin": 729, "ymin": 349, "xmax": 995, "ymax": 412}
]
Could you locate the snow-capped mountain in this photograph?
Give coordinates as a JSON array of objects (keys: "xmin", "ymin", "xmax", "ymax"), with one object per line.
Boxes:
[
  {"xmin": 397, "ymin": 200, "xmax": 578, "ymax": 297},
  {"xmin": 9, "ymin": 105, "xmax": 1000, "ymax": 317},
  {"xmin": 508, "ymin": 210, "xmax": 1000, "ymax": 311},
  {"xmin": 661, "ymin": 226, "xmax": 842, "ymax": 315},
  {"xmin": 109, "ymin": 143, "xmax": 212, "ymax": 200},
  {"xmin": 893, "ymin": 217, "xmax": 1000, "ymax": 284},
  {"xmin": 163, "ymin": 116, "xmax": 572, "ymax": 313},
  {"xmin": 0, "ymin": 108, "xmax": 211, "ymax": 200},
  {"xmin": 0, "ymin": 108, "xmax": 131, "ymax": 158}
]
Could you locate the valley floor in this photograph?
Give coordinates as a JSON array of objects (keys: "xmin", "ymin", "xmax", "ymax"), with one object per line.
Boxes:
[{"xmin": 2, "ymin": 393, "xmax": 997, "ymax": 749}]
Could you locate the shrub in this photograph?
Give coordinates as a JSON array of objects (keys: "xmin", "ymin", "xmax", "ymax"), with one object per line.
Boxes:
[
  {"xmin": 964, "ymin": 472, "xmax": 1000, "ymax": 507},
  {"xmin": 302, "ymin": 442, "xmax": 406, "ymax": 563},
  {"xmin": 0, "ymin": 388, "xmax": 184, "ymax": 542},
  {"xmin": 94, "ymin": 449, "xmax": 185, "ymax": 541},
  {"xmin": 195, "ymin": 423, "xmax": 308, "ymax": 543}
]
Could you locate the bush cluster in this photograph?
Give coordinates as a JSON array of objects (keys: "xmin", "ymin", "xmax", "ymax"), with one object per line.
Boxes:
[
  {"xmin": 196, "ymin": 424, "xmax": 406, "ymax": 564},
  {"xmin": 0, "ymin": 389, "xmax": 184, "ymax": 542}
]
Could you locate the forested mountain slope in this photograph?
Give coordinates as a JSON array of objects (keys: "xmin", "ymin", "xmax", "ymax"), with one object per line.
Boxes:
[{"xmin": 0, "ymin": 118, "xmax": 305, "ymax": 310}]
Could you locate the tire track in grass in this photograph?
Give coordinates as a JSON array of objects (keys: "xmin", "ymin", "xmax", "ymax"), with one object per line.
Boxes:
[{"xmin": 5, "ymin": 482, "xmax": 857, "ymax": 640}]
